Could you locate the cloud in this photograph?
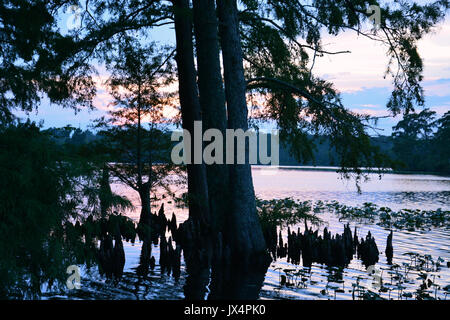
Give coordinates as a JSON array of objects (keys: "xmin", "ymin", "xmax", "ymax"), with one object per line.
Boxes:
[
  {"xmin": 423, "ymin": 78, "xmax": 450, "ymax": 97},
  {"xmin": 93, "ymin": 88, "xmax": 112, "ymax": 111},
  {"xmin": 359, "ymin": 104, "xmax": 382, "ymax": 109},
  {"xmin": 430, "ymin": 104, "xmax": 450, "ymax": 115},
  {"xmin": 312, "ymin": 31, "xmax": 393, "ymax": 92},
  {"xmin": 311, "ymin": 17, "xmax": 450, "ymax": 93},
  {"xmin": 419, "ymin": 22, "xmax": 450, "ymax": 81},
  {"xmin": 351, "ymin": 108, "xmax": 390, "ymax": 117}
]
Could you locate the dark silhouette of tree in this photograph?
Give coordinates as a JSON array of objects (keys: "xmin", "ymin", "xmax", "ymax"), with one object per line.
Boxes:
[
  {"xmin": 241, "ymin": 0, "xmax": 448, "ymax": 181},
  {"xmin": 392, "ymin": 108, "xmax": 437, "ymax": 171},
  {"xmin": 93, "ymin": 41, "xmax": 179, "ymax": 276},
  {"xmin": 0, "ymin": 1, "xmax": 96, "ymax": 123},
  {"xmin": 0, "ymin": 121, "xmax": 131, "ymax": 298},
  {"xmin": 434, "ymin": 111, "xmax": 450, "ymax": 173},
  {"xmin": 393, "ymin": 109, "xmax": 437, "ymax": 140},
  {"xmin": 391, "ymin": 109, "xmax": 450, "ymax": 173},
  {"xmin": 172, "ymin": 0, "xmax": 212, "ymax": 300}
]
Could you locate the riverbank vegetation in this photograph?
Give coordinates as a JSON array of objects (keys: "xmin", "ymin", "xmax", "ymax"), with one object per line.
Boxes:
[{"xmin": 33, "ymin": 108, "xmax": 450, "ymax": 175}]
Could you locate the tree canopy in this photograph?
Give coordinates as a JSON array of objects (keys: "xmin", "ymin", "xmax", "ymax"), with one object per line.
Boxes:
[{"xmin": 2, "ymin": 0, "xmax": 448, "ymax": 175}]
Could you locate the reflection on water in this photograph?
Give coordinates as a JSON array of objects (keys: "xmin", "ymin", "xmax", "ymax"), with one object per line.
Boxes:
[
  {"xmin": 53, "ymin": 168, "xmax": 450, "ymax": 300},
  {"xmin": 253, "ymin": 167, "xmax": 450, "ymax": 211}
]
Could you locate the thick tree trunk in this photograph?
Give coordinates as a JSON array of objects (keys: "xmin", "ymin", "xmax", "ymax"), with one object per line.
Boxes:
[
  {"xmin": 173, "ymin": 0, "xmax": 212, "ymax": 300},
  {"xmin": 137, "ymin": 82, "xmax": 143, "ymax": 187},
  {"xmin": 173, "ymin": 0, "xmax": 210, "ymax": 225},
  {"xmin": 138, "ymin": 183, "xmax": 152, "ymax": 239},
  {"xmin": 192, "ymin": 0, "xmax": 229, "ymax": 233},
  {"xmin": 138, "ymin": 183, "xmax": 151, "ymax": 233},
  {"xmin": 217, "ymin": 0, "xmax": 269, "ymax": 266},
  {"xmin": 136, "ymin": 182, "xmax": 152, "ymax": 277}
]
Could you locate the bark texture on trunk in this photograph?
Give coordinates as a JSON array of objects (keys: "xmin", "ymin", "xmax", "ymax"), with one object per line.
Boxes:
[
  {"xmin": 217, "ymin": 0, "xmax": 269, "ymax": 265},
  {"xmin": 173, "ymin": 0, "xmax": 210, "ymax": 226},
  {"xmin": 172, "ymin": 0, "xmax": 270, "ymax": 300},
  {"xmin": 173, "ymin": 0, "xmax": 213, "ymax": 300},
  {"xmin": 192, "ymin": 0, "xmax": 229, "ymax": 233}
]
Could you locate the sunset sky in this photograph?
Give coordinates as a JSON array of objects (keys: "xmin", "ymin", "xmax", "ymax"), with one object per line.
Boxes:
[{"xmin": 14, "ymin": 6, "xmax": 450, "ymax": 136}]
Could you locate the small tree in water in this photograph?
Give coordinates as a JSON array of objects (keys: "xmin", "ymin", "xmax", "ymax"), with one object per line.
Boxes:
[{"xmin": 94, "ymin": 40, "xmax": 180, "ymax": 275}]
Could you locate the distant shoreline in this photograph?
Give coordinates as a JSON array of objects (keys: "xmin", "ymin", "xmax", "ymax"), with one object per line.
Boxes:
[
  {"xmin": 108, "ymin": 162, "xmax": 450, "ymax": 178},
  {"xmin": 250, "ymin": 165, "xmax": 450, "ymax": 177}
]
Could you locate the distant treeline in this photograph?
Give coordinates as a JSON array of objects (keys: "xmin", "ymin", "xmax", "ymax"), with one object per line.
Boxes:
[{"xmin": 44, "ymin": 109, "xmax": 449, "ymax": 175}]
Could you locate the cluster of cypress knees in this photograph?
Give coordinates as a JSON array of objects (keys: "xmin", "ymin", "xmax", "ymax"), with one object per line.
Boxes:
[
  {"xmin": 95, "ymin": 205, "xmax": 395, "ymax": 283},
  {"xmin": 97, "ymin": 204, "xmax": 182, "ymax": 282},
  {"xmin": 264, "ymin": 221, "xmax": 394, "ymax": 268}
]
